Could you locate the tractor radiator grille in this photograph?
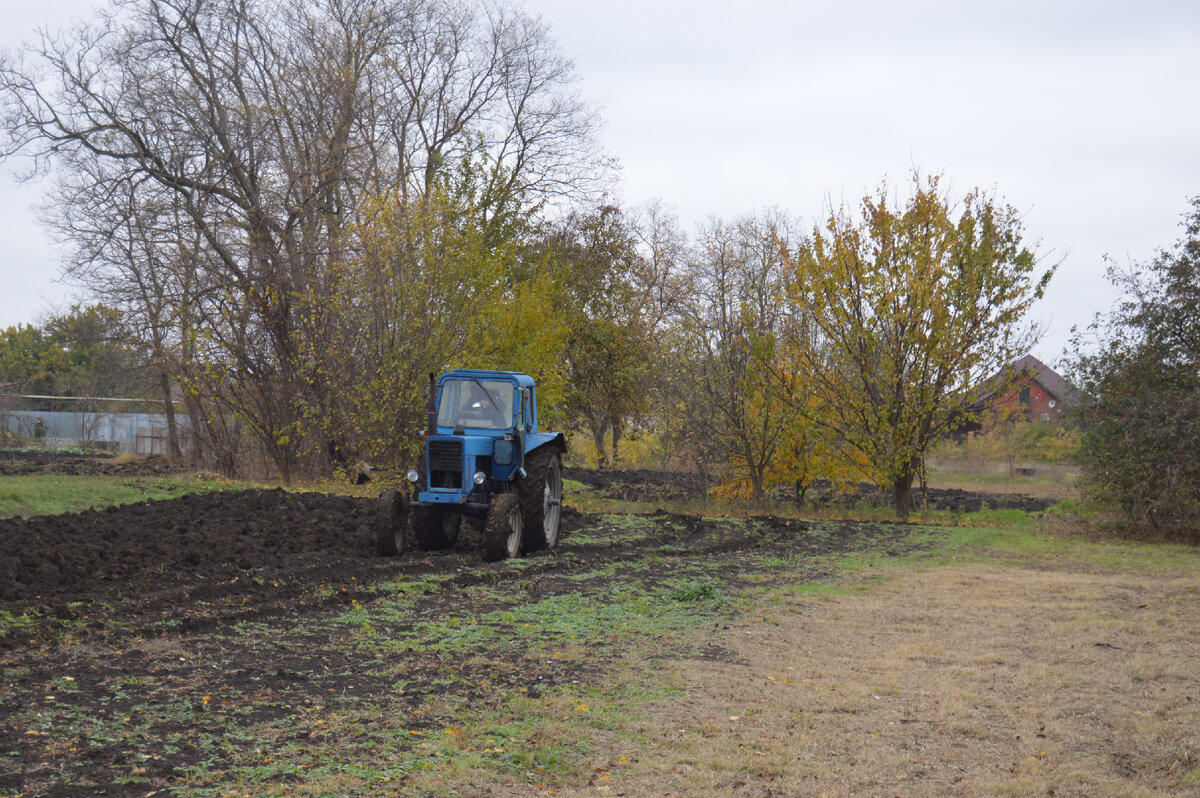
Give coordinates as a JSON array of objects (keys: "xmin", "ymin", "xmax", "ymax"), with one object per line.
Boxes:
[{"xmin": 428, "ymin": 440, "xmax": 463, "ymax": 489}]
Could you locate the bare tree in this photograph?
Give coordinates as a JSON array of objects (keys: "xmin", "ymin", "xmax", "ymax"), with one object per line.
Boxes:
[
  {"xmin": 632, "ymin": 200, "xmax": 691, "ymax": 333},
  {"xmin": 48, "ymin": 168, "xmax": 197, "ymax": 460},
  {"xmin": 671, "ymin": 212, "xmax": 799, "ymax": 501},
  {"xmin": 2, "ymin": 0, "xmax": 606, "ymax": 478}
]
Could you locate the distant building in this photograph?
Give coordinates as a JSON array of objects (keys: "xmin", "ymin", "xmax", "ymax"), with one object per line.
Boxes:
[
  {"xmin": 962, "ymin": 355, "xmax": 1080, "ymax": 434},
  {"xmin": 2, "ymin": 392, "xmax": 188, "ymax": 454},
  {"xmin": 2, "ymin": 409, "xmax": 188, "ymax": 454}
]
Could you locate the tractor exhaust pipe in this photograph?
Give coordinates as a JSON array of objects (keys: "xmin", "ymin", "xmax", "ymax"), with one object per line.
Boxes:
[{"xmin": 425, "ymin": 372, "xmax": 438, "ymax": 436}]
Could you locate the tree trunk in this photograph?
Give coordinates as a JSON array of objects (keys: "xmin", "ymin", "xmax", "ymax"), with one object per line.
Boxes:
[
  {"xmin": 893, "ymin": 471, "xmax": 916, "ymax": 520},
  {"xmin": 610, "ymin": 416, "xmax": 622, "ymax": 466},
  {"xmin": 159, "ymin": 370, "xmax": 182, "ymax": 463},
  {"xmin": 590, "ymin": 419, "xmax": 610, "ymax": 469},
  {"xmin": 750, "ymin": 471, "xmax": 765, "ymax": 507},
  {"xmin": 917, "ymin": 457, "xmax": 928, "ymax": 512}
]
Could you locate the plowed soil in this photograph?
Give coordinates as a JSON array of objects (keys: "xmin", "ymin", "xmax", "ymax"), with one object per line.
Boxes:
[
  {"xmin": 0, "ymin": 450, "xmax": 180, "ymax": 476},
  {"xmin": 565, "ymin": 467, "xmax": 1058, "ymax": 513},
  {"xmin": 0, "ymin": 482, "xmax": 930, "ymax": 796},
  {"xmin": 0, "ymin": 489, "xmax": 379, "ymax": 605}
]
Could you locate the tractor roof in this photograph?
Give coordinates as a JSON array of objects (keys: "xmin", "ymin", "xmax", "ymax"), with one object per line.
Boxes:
[{"xmin": 440, "ymin": 369, "xmax": 536, "ymax": 388}]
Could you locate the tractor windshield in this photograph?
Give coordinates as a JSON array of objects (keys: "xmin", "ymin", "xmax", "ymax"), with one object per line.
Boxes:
[{"xmin": 436, "ymin": 378, "xmax": 516, "ymax": 430}]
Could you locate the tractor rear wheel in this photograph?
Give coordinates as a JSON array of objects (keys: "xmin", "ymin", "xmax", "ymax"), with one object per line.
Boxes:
[
  {"xmin": 483, "ymin": 492, "xmax": 522, "ymax": 562},
  {"xmin": 412, "ymin": 506, "xmax": 460, "ymax": 550},
  {"xmin": 376, "ymin": 489, "xmax": 408, "ymax": 556},
  {"xmin": 518, "ymin": 449, "xmax": 562, "ymax": 552}
]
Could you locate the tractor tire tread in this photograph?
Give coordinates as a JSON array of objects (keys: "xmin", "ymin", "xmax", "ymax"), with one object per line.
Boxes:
[
  {"xmin": 376, "ymin": 489, "xmax": 407, "ymax": 556},
  {"xmin": 483, "ymin": 492, "xmax": 521, "ymax": 562},
  {"xmin": 517, "ymin": 447, "xmax": 560, "ymax": 553}
]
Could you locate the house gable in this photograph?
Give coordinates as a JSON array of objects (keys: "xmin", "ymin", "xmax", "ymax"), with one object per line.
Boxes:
[{"xmin": 968, "ymin": 355, "xmax": 1079, "ymax": 429}]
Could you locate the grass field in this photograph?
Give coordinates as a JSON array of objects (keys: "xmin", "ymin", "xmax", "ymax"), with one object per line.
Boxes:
[{"xmin": 0, "ymin": 473, "xmax": 254, "ymax": 519}]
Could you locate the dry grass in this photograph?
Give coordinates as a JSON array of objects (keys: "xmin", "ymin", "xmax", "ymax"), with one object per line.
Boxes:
[
  {"xmin": 485, "ymin": 564, "xmax": 1200, "ymax": 797},
  {"xmin": 926, "ymin": 460, "xmax": 1082, "ymax": 500}
]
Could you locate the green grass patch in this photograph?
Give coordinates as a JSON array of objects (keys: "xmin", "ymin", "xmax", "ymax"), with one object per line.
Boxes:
[
  {"xmin": 914, "ymin": 522, "xmax": 1200, "ymax": 573},
  {"xmin": 774, "ymin": 580, "xmax": 867, "ymax": 599},
  {"xmin": 661, "ymin": 581, "xmax": 728, "ymax": 604},
  {"xmin": 0, "ymin": 473, "xmax": 253, "ymax": 519},
  {"xmin": 0, "ymin": 607, "xmax": 44, "ymax": 645}
]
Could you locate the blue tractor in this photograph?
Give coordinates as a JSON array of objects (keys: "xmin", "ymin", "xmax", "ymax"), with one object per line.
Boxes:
[{"xmin": 377, "ymin": 369, "xmax": 566, "ymax": 561}]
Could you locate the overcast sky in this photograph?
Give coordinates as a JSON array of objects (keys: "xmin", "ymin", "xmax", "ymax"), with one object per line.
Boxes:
[{"xmin": 2, "ymin": 0, "xmax": 1198, "ymax": 368}]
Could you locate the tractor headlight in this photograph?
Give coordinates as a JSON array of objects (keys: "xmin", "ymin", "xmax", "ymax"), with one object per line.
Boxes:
[
  {"xmin": 406, "ymin": 469, "xmax": 420, "ymax": 483},
  {"xmin": 473, "ymin": 471, "xmax": 487, "ymax": 486}
]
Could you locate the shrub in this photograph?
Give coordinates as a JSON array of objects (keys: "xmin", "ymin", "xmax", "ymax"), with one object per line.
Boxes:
[{"xmin": 1069, "ymin": 197, "xmax": 1200, "ymax": 543}]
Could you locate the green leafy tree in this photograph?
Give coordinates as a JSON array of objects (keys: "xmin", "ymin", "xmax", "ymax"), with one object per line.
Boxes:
[
  {"xmin": 544, "ymin": 205, "xmax": 654, "ymax": 467},
  {"xmin": 0, "ymin": 305, "xmax": 146, "ymax": 399},
  {"xmin": 286, "ymin": 148, "xmax": 579, "ymax": 471},
  {"xmin": 1069, "ymin": 196, "xmax": 1200, "ymax": 541},
  {"xmin": 292, "ymin": 176, "xmax": 525, "ymax": 469},
  {"xmin": 44, "ymin": 304, "xmax": 149, "ymax": 398},
  {"xmin": 786, "ymin": 175, "xmax": 1053, "ymax": 518},
  {"xmin": 0, "ymin": 324, "xmax": 64, "ymax": 395}
]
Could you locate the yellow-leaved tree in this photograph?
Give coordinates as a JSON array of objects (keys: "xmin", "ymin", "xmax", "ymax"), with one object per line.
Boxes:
[
  {"xmin": 466, "ymin": 269, "xmax": 571, "ymax": 430},
  {"xmin": 785, "ymin": 174, "xmax": 1054, "ymax": 518},
  {"xmin": 763, "ymin": 344, "xmax": 875, "ymax": 505},
  {"xmin": 293, "ymin": 150, "xmax": 557, "ymax": 470}
]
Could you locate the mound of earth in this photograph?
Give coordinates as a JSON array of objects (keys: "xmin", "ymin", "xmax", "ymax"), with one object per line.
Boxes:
[
  {"xmin": 564, "ymin": 466, "xmax": 709, "ymax": 502},
  {"xmin": 0, "ymin": 489, "xmax": 379, "ymax": 605},
  {"xmin": 0, "ymin": 449, "xmax": 180, "ymax": 476},
  {"xmin": 790, "ymin": 479, "xmax": 1059, "ymax": 514},
  {"xmin": 565, "ymin": 467, "xmax": 1059, "ymax": 513}
]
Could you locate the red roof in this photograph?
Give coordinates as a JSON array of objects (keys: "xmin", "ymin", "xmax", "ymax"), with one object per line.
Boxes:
[{"xmin": 974, "ymin": 355, "xmax": 1081, "ymax": 407}]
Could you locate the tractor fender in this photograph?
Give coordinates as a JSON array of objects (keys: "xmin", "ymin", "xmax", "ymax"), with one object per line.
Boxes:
[{"xmin": 525, "ymin": 431, "xmax": 566, "ymax": 456}]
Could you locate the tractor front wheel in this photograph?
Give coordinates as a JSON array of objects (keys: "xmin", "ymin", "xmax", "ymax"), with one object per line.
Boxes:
[
  {"xmin": 412, "ymin": 507, "xmax": 461, "ymax": 550},
  {"xmin": 483, "ymin": 492, "xmax": 522, "ymax": 562},
  {"xmin": 376, "ymin": 489, "xmax": 408, "ymax": 556}
]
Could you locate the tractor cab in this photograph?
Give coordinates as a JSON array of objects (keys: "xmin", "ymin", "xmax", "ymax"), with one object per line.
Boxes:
[{"xmin": 418, "ymin": 370, "xmax": 550, "ymax": 505}]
